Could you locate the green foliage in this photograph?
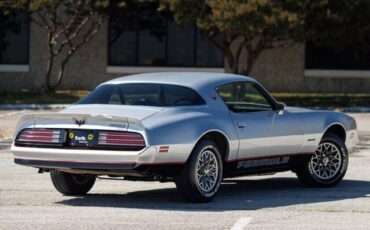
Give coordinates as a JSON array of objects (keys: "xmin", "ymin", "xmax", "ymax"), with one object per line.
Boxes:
[
  {"xmin": 162, "ymin": 0, "xmax": 370, "ymax": 75},
  {"xmin": 304, "ymin": 0, "xmax": 370, "ymax": 50},
  {"xmin": 166, "ymin": 0, "xmax": 304, "ymax": 40},
  {"xmin": 0, "ymin": 0, "xmax": 161, "ymax": 92},
  {"xmin": 163, "ymin": 0, "xmax": 306, "ymax": 74},
  {"xmin": 0, "ymin": 90, "xmax": 88, "ymax": 104}
]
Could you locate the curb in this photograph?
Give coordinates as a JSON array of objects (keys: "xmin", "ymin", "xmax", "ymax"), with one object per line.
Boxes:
[{"xmin": 0, "ymin": 104, "xmax": 70, "ymax": 110}]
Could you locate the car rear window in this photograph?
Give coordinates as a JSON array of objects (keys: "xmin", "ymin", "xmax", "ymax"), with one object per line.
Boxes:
[{"xmin": 77, "ymin": 83, "xmax": 206, "ymax": 107}]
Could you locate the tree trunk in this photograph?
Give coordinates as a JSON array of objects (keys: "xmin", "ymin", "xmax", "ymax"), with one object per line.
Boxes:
[
  {"xmin": 240, "ymin": 46, "xmax": 264, "ymax": 76},
  {"xmin": 51, "ymin": 58, "xmax": 69, "ymax": 90},
  {"xmin": 224, "ymin": 52, "xmax": 238, "ymax": 74},
  {"xmin": 44, "ymin": 56, "xmax": 55, "ymax": 92}
]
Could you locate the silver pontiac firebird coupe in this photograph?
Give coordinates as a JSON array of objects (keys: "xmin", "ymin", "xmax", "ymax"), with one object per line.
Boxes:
[{"xmin": 11, "ymin": 72, "xmax": 359, "ymax": 202}]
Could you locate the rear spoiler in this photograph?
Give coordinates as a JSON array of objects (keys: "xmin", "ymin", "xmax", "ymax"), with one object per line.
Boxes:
[{"xmin": 14, "ymin": 113, "xmax": 144, "ymax": 139}]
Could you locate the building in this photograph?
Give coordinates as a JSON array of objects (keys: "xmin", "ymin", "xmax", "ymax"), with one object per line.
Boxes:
[{"xmin": 0, "ymin": 14, "xmax": 369, "ymax": 93}]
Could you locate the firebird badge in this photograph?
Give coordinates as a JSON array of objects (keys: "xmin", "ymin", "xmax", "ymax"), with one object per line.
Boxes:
[{"xmin": 73, "ymin": 118, "xmax": 86, "ymax": 126}]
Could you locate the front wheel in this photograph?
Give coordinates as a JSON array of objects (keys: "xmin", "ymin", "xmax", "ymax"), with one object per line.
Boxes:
[
  {"xmin": 50, "ymin": 170, "xmax": 96, "ymax": 195},
  {"xmin": 175, "ymin": 140, "xmax": 223, "ymax": 203},
  {"xmin": 296, "ymin": 134, "xmax": 348, "ymax": 187}
]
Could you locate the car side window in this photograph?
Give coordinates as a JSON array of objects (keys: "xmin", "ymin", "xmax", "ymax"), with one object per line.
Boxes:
[
  {"xmin": 163, "ymin": 85, "xmax": 205, "ymax": 106},
  {"xmin": 216, "ymin": 82, "xmax": 273, "ymax": 113}
]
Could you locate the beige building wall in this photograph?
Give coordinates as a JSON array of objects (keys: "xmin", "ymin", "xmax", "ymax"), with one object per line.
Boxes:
[{"xmin": 1, "ymin": 21, "xmax": 370, "ymax": 93}]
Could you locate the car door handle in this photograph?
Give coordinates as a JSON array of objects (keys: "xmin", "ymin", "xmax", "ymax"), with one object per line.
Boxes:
[{"xmin": 237, "ymin": 123, "xmax": 246, "ymax": 128}]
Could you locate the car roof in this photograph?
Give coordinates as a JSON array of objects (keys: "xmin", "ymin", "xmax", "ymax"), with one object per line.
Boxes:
[{"xmin": 102, "ymin": 72, "xmax": 256, "ymax": 91}]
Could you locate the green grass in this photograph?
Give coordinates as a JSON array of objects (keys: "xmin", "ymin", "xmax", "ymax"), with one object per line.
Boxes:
[
  {"xmin": 0, "ymin": 90, "xmax": 88, "ymax": 104},
  {"xmin": 272, "ymin": 93, "xmax": 370, "ymax": 107},
  {"xmin": 0, "ymin": 90, "xmax": 369, "ymax": 107}
]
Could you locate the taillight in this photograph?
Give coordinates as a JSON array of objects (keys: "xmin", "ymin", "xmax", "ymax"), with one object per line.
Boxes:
[
  {"xmin": 98, "ymin": 131, "xmax": 145, "ymax": 147},
  {"xmin": 15, "ymin": 129, "xmax": 65, "ymax": 146}
]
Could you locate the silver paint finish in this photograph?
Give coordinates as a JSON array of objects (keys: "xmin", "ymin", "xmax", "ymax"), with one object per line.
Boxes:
[
  {"xmin": 229, "ymin": 110, "xmax": 303, "ymax": 160},
  {"xmin": 10, "ymin": 73, "xmax": 359, "ymax": 171}
]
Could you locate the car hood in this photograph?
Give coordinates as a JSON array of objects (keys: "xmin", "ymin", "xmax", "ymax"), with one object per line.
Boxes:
[{"xmin": 61, "ymin": 104, "xmax": 164, "ymax": 121}]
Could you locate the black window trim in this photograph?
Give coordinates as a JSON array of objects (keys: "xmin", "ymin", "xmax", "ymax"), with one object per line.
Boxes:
[
  {"xmin": 107, "ymin": 18, "xmax": 224, "ymax": 68},
  {"xmin": 0, "ymin": 12, "xmax": 30, "ymax": 66},
  {"xmin": 215, "ymin": 81, "xmax": 279, "ymax": 113},
  {"xmin": 77, "ymin": 83, "xmax": 207, "ymax": 107}
]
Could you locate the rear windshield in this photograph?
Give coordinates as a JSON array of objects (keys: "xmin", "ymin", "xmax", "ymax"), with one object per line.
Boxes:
[{"xmin": 77, "ymin": 83, "xmax": 206, "ymax": 107}]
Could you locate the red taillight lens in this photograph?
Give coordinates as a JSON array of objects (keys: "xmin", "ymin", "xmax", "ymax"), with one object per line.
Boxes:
[
  {"xmin": 98, "ymin": 131, "xmax": 145, "ymax": 147},
  {"xmin": 16, "ymin": 129, "xmax": 63, "ymax": 144}
]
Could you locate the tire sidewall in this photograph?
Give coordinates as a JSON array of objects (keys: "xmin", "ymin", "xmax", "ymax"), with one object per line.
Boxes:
[
  {"xmin": 308, "ymin": 134, "xmax": 348, "ymax": 185},
  {"xmin": 50, "ymin": 170, "xmax": 96, "ymax": 195},
  {"xmin": 188, "ymin": 140, "xmax": 223, "ymax": 200}
]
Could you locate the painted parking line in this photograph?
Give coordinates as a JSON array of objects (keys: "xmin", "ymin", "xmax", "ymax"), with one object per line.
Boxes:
[{"xmin": 231, "ymin": 217, "xmax": 252, "ymax": 230}]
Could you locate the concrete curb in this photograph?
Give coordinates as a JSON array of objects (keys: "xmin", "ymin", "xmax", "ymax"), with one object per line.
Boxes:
[{"xmin": 0, "ymin": 104, "xmax": 70, "ymax": 110}]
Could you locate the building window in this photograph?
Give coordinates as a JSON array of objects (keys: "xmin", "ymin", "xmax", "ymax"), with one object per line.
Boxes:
[
  {"xmin": 108, "ymin": 20, "xmax": 224, "ymax": 68},
  {"xmin": 305, "ymin": 40, "xmax": 370, "ymax": 71},
  {"xmin": 0, "ymin": 13, "xmax": 29, "ymax": 65}
]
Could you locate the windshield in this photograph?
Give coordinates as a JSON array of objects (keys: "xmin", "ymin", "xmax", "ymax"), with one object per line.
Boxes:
[{"xmin": 77, "ymin": 83, "xmax": 206, "ymax": 107}]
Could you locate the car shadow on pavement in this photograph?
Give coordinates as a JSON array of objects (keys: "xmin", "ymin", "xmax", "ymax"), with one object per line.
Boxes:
[{"xmin": 55, "ymin": 177, "xmax": 370, "ymax": 211}]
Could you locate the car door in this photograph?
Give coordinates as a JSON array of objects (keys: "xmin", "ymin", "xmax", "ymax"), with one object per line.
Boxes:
[{"xmin": 216, "ymin": 82, "xmax": 303, "ymax": 160}]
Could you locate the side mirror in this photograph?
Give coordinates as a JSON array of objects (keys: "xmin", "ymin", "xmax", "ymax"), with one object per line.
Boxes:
[{"xmin": 276, "ymin": 102, "xmax": 286, "ymax": 115}]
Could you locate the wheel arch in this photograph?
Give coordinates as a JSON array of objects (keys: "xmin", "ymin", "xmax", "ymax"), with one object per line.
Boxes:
[
  {"xmin": 191, "ymin": 130, "xmax": 230, "ymax": 163},
  {"xmin": 322, "ymin": 123, "xmax": 347, "ymax": 143}
]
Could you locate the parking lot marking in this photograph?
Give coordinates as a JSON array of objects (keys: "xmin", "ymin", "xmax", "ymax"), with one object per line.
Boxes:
[{"xmin": 231, "ymin": 217, "xmax": 252, "ymax": 230}]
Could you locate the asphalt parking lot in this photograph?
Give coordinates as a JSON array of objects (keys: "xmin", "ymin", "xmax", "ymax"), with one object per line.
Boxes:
[{"xmin": 0, "ymin": 112, "xmax": 369, "ymax": 229}]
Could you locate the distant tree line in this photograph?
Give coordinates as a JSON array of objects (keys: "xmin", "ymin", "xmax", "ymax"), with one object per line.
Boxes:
[{"xmin": 0, "ymin": 0, "xmax": 369, "ymax": 92}]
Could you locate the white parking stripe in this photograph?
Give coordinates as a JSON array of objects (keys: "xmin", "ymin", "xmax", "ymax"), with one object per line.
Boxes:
[{"xmin": 231, "ymin": 217, "xmax": 252, "ymax": 230}]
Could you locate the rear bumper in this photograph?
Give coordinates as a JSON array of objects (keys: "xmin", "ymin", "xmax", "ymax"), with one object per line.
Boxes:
[
  {"xmin": 11, "ymin": 144, "xmax": 156, "ymax": 164},
  {"xmin": 14, "ymin": 158, "xmax": 136, "ymax": 170},
  {"xmin": 14, "ymin": 158, "xmax": 183, "ymax": 177},
  {"xmin": 11, "ymin": 144, "xmax": 185, "ymax": 176}
]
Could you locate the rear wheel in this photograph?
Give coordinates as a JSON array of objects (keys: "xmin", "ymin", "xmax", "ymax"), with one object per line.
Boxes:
[
  {"xmin": 50, "ymin": 170, "xmax": 96, "ymax": 195},
  {"xmin": 175, "ymin": 140, "xmax": 223, "ymax": 203},
  {"xmin": 296, "ymin": 134, "xmax": 348, "ymax": 187}
]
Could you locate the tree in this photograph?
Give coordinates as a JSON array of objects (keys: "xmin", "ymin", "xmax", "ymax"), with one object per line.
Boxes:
[
  {"xmin": 304, "ymin": 0, "xmax": 370, "ymax": 53},
  {"xmin": 1, "ymin": 0, "xmax": 112, "ymax": 91},
  {"xmin": 0, "ymin": 0, "xmax": 165, "ymax": 92},
  {"xmin": 163, "ymin": 0, "xmax": 306, "ymax": 75},
  {"xmin": 163, "ymin": 0, "xmax": 370, "ymax": 75},
  {"xmin": 36, "ymin": 1, "xmax": 109, "ymax": 92}
]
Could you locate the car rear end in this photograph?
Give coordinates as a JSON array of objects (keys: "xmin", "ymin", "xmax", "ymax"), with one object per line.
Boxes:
[{"xmin": 10, "ymin": 113, "xmax": 162, "ymax": 177}]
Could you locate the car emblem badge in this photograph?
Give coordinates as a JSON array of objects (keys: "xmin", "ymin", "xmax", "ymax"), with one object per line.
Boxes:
[{"xmin": 73, "ymin": 118, "xmax": 86, "ymax": 126}]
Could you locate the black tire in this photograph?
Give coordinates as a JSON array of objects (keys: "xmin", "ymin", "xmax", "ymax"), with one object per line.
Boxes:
[
  {"xmin": 175, "ymin": 140, "xmax": 223, "ymax": 203},
  {"xmin": 296, "ymin": 133, "xmax": 348, "ymax": 187},
  {"xmin": 50, "ymin": 170, "xmax": 96, "ymax": 195}
]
